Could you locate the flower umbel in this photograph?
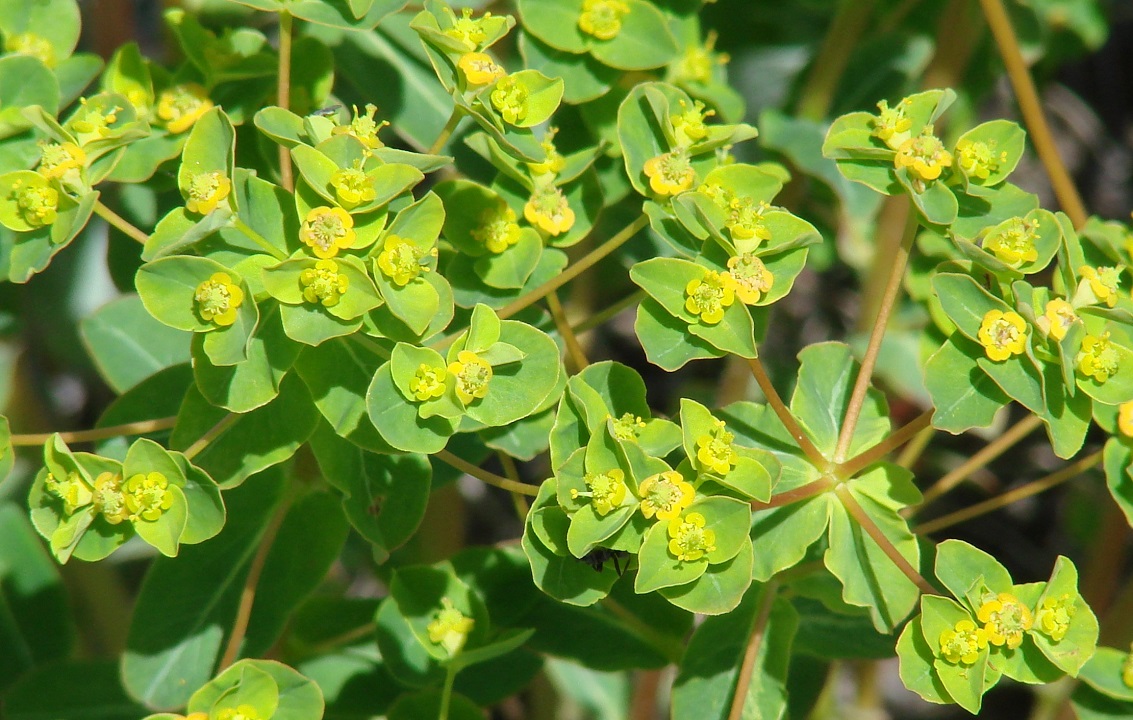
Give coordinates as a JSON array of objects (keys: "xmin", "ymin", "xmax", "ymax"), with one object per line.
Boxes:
[
  {"xmin": 409, "ymin": 364, "xmax": 448, "ymax": 402},
  {"xmin": 4, "ymin": 32, "xmax": 55, "ymax": 66},
  {"xmin": 156, "ymin": 83, "xmax": 213, "ymax": 134},
  {"xmin": 696, "ymin": 419, "xmax": 737, "ymax": 475},
  {"xmin": 643, "ymin": 151, "xmax": 695, "ymax": 196},
  {"xmin": 12, "ymin": 179, "xmax": 59, "ymax": 227},
  {"xmin": 300, "ymin": 206, "xmax": 355, "ymax": 259},
  {"xmin": 448, "ymin": 350, "xmax": 492, "ymax": 404},
  {"xmin": 194, "ymin": 272, "xmax": 244, "ymax": 327},
  {"xmin": 939, "ymin": 619, "xmax": 989, "ymax": 665},
  {"xmin": 957, "ymin": 138, "xmax": 1007, "ymax": 181},
  {"xmin": 471, "ymin": 205, "xmax": 522, "ymax": 253},
  {"xmin": 611, "ymin": 412, "xmax": 647, "ymax": 441},
  {"xmin": 977, "ymin": 593, "xmax": 1033, "ymax": 649},
  {"xmin": 330, "ymin": 166, "xmax": 377, "ymax": 209},
  {"xmin": 124, "ymin": 472, "xmax": 173, "ymax": 522},
  {"xmin": 571, "ymin": 469, "xmax": 628, "ymax": 516},
  {"xmin": 638, "ymin": 470, "xmax": 694, "ymax": 520},
  {"xmin": 528, "ymin": 128, "xmax": 566, "ymax": 177},
  {"xmin": 37, "ymin": 142, "xmax": 85, "ymax": 180},
  {"xmin": 671, "ymin": 100, "xmax": 715, "ymax": 146},
  {"xmin": 216, "ymin": 706, "xmax": 261, "ymax": 720},
  {"xmin": 872, "ymin": 99, "xmax": 912, "ymax": 150},
  {"xmin": 894, "ymin": 126, "xmax": 953, "ymax": 181},
  {"xmin": 524, "ymin": 185, "xmax": 575, "ymax": 236},
  {"xmin": 667, "ymin": 512, "xmax": 716, "ymax": 562},
  {"xmin": 1039, "ymin": 298, "xmax": 1077, "ymax": 341},
  {"xmin": 184, "ymin": 172, "xmax": 231, "ymax": 215},
  {"xmin": 428, "ymin": 597, "xmax": 474, "ymax": 655},
  {"xmin": 44, "ymin": 471, "xmax": 93, "ymax": 515},
  {"xmin": 444, "ymin": 7, "xmax": 490, "ymax": 51},
  {"xmin": 983, "ymin": 217, "xmax": 1038, "ymax": 267},
  {"xmin": 578, "ymin": 0, "xmax": 630, "ymax": 40},
  {"xmin": 977, "ymin": 309, "xmax": 1027, "ymax": 362},
  {"xmin": 725, "ymin": 254, "xmax": 774, "ymax": 305},
  {"xmin": 458, "ymin": 52, "xmax": 506, "ymax": 86},
  {"xmin": 1077, "ymin": 332, "xmax": 1121, "ymax": 383},
  {"xmin": 377, "ymin": 235, "xmax": 435, "ymax": 286},
  {"xmin": 685, "ymin": 270, "xmax": 735, "ymax": 324},
  {"xmin": 725, "ymin": 196, "xmax": 772, "ymax": 245},
  {"xmin": 92, "ymin": 472, "xmax": 129, "ymax": 525},
  {"xmin": 673, "ymin": 31, "xmax": 728, "ymax": 85},
  {"xmin": 332, "ymin": 104, "xmax": 388, "ymax": 148},
  {"xmin": 491, "ymin": 76, "xmax": 529, "ymax": 125},
  {"xmin": 1035, "ymin": 594, "xmax": 1076, "ymax": 642},
  {"xmin": 1079, "ymin": 265, "xmax": 1122, "ymax": 308},
  {"xmin": 300, "ymin": 259, "xmax": 350, "ymax": 307}
]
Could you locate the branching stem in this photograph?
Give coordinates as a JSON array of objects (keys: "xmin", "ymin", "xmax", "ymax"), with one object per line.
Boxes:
[
  {"xmin": 547, "ymin": 290, "xmax": 589, "ymax": 372},
  {"xmin": 428, "ymin": 109, "xmax": 462, "ymax": 156},
  {"xmin": 746, "ymin": 357, "xmax": 827, "ymax": 469},
  {"xmin": 433, "ymin": 449, "xmax": 539, "ymax": 496},
  {"xmin": 277, "ymin": 11, "xmax": 294, "ymax": 192},
  {"xmin": 838, "ymin": 410, "xmax": 933, "ymax": 479},
  {"xmin": 11, "ymin": 417, "xmax": 177, "ymax": 446},
  {"xmin": 835, "ymin": 484, "xmax": 940, "ymax": 595},
  {"xmin": 93, "ymin": 201, "xmax": 148, "ymax": 245}
]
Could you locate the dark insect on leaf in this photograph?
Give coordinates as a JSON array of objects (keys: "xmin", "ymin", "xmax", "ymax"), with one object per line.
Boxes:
[{"xmin": 578, "ymin": 548, "xmax": 629, "ymax": 575}]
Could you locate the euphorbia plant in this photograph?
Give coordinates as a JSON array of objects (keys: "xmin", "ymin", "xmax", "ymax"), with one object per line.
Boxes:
[{"xmin": 1, "ymin": 0, "xmax": 1132, "ymax": 718}]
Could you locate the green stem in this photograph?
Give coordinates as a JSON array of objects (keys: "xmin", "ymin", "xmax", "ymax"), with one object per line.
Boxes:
[
  {"xmin": 546, "ymin": 290, "xmax": 589, "ymax": 372},
  {"xmin": 572, "ymin": 289, "xmax": 645, "ymax": 335},
  {"xmin": 232, "ymin": 218, "xmax": 288, "ymax": 261},
  {"xmin": 183, "ymin": 412, "xmax": 238, "ymax": 461},
  {"xmin": 833, "ymin": 203, "xmax": 918, "ymax": 464},
  {"xmin": 93, "ymin": 200, "xmax": 148, "ymax": 245},
  {"xmin": 727, "ymin": 581, "xmax": 780, "ymax": 720},
  {"xmin": 438, "ymin": 664, "xmax": 457, "ymax": 720},
  {"xmin": 277, "ymin": 11, "xmax": 295, "ymax": 192},
  {"xmin": 428, "ymin": 109, "xmax": 462, "ymax": 156},
  {"xmin": 433, "ymin": 449, "xmax": 539, "ymax": 496},
  {"xmin": 837, "ymin": 410, "xmax": 933, "ymax": 479},
  {"xmin": 835, "ymin": 484, "xmax": 940, "ymax": 595},
  {"xmin": 747, "ymin": 357, "xmax": 828, "ymax": 469},
  {"xmin": 10, "ymin": 417, "xmax": 177, "ymax": 446}
]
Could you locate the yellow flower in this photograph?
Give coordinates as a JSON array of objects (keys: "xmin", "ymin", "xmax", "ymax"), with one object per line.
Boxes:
[
  {"xmin": 92, "ymin": 472, "xmax": 129, "ymax": 525},
  {"xmin": 330, "ymin": 166, "xmax": 377, "ymax": 209},
  {"xmin": 725, "ymin": 254, "xmax": 774, "ymax": 305},
  {"xmin": 156, "ymin": 83, "xmax": 213, "ymax": 134},
  {"xmin": 471, "ymin": 204, "xmax": 522, "ymax": 253},
  {"xmin": 491, "ymin": 75, "xmax": 529, "ymax": 125},
  {"xmin": 983, "ymin": 217, "xmax": 1038, "ymax": 267},
  {"xmin": 570, "ymin": 468, "xmax": 628, "ymax": 516},
  {"xmin": 4, "ymin": 32, "xmax": 55, "ymax": 66},
  {"xmin": 215, "ymin": 706, "xmax": 260, "ymax": 720},
  {"xmin": 125, "ymin": 471, "xmax": 173, "ymax": 522},
  {"xmin": 37, "ymin": 142, "xmax": 86, "ymax": 180},
  {"xmin": 872, "ymin": 99, "xmax": 912, "ymax": 150},
  {"xmin": 939, "ymin": 619, "xmax": 988, "ymax": 665},
  {"xmin": 671, "ymin": 100, "xmax": 715, "ymax": 146},
  {"xmin": 300, "ymin": 259, "xmax": 350, "ymax": 307},
  {"xmin": 643, "ymin": 151, "xmax": 695, "ymax": 196},
  {"xmin": 977, "ymin": 592, "xmax": 1033, "ymax": 649},
  {"xmin": 1079, "ymin": 265, "xmax": 1122, "ymax": 308},
  {"xmin": 44, "ymin": 471, "xmax": 93, "ymax": 515},
  {"xmin": 638, "ymin": 470, "xmax": 694, "ymax": 521},
  {"xmin": 448, "ymin": 350, "xmax": 492, "ymax": 404},
  {"xmin": 1040, "ymin": 298, "xmax": 1077, "ymax": 341},
  {"xmin": 69, "ymin": 97, "xmax": 122, "ymax": 138},
  {"xmin": 528, "ymin": 128, "xmax": 566, "ymax": 177},
  {"xmin": 578, "ymin": 0, "xmax": 630, "ymax": 40},
  {"xmin": 409, "ymin": 364, "xmax": 448, "ymax": 402},
  {"xmin": 957, "ymin": 138, "xmax": 1007, "ymax": 181},
  {"xmin": 184, "ymin": 172, "xmax": 231, "ymax": 215},
  {"xmin": 672, "ymin": 31, "xmax": 728, "ymax": 86},
  {"xmin": 377, "ymin": 235, "xmax": 435, "ymax": 286},
  {"xmin": 695, "ymin": 419, "xmax": 737, "ymax": 475},
  {"xmin": 1077, "ymin": 332, "xmax": 1121, "ymax": 383},
  {"xmin": 894, "ymin": 126, "xmax": 953, "ymax": 181},
  {"xmin": 611, "ymin": 412, "xmax": 647, "ymax": 441},
  {"xmin": 194, "ymin": 272, "xmax": 244, "ymax": 326},
  {"xmin": 427, "ymin": 597, "xmax": 474, "ymax": 655},
  {"xmin": 977, "ymin": 309, "xmax": 1028, "ymax": 362},
  {"xmin": 1119, "ymin": 402, "xmax": 1133, "ymax": 438},
  {"xmin": 685, "ymin": 270, "xmax": 735, "ymax": 325},
  {"xmin": 725, "ymin": 196, "xmax": 772, "ymax": 245},
  {"xmin": 524, "ymin": 185, "xmax": 575, "ymax": 236},
  {"xmin": 444, "ymin": 7, "xmax": 490, "ymax": 51},
  {"xmin": 458, "ymin": 52, "xmax": 506, "ymax": 86},
  {"xmin": 1035, "ymin": 594, "xmax": 1076, "ymax": 642},
  {"xmin": 667, "ymin": 512, "xmax": 716, "ymax": 562},
  {"xmin": 12, "ymin": 178, "xmax": 58, "ymax": 227},
  {"xmin": 332, "ymin": 104, "xmax": 389, "ymax": 149},
  {"xmin": 300, "ymin": 206, "xmax": 355, "ymax": 259}
]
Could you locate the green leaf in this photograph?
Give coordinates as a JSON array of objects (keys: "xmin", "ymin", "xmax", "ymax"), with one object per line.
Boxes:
[
  {"xmin": 136, "ymin": 256, "xmax": 255, "ymax": 334},
  {"xmin": 1031, "ymin": 556, "xmax": 1098, "ymax": 677},
  {"xmin": 187, "ymin": 659, "xmax": 325, "ymax": 720},
  {"xmin": 6, "ymin": 662, "xmax": 149, "ymax": 720},
  {"xmin": 367, "ymin": 363, "xmax": 456, "ymax": 454},
  {"xmin": 934, "ymin": 539, "xmax": 1014, "ymax": 610},
  {"xmin": 519, "ymin": 31, "xmax": 617, "ymax": 104},
  {"xmin": 1104, "ymin": 438, "xmax": 1133, "ymax": 527},
  {"xmin": 192, "ymin": 305, "xmax": 300, "ymax": 413},
  {"xmin": 920, "ymin": 594, "xmax": 989, "ymax": 714},
  {"xmin": 0, "ymin": 56, "xmax": 59, "ymax": 139},
  {"xmin": 791, "ymin": 341, "xmax": 890, "ymax": 459},
  {"xmin": 660, "ymin": 538, "xmax": 753, "ymax": 615},
  {"xmin": 80, "ymin": 294, "xmax": 192, "ymax": 393},
  {"xmin": 634, "ymin": 519, "xmax": 708, "ymax": 594},
  {"xmin": 635, "ymin": 297, "xmax": 724, "ymax": 370},
  {"xmin": 925, "ymin": 335, "xmax": 1009, "ymax": 434},
  {"xmin": 1080, "ymin": 646, "xmax": 1133, "ymax": 702},
  {"xmin": 896, "ymin": 615, "xmax": 952, "ymax": 705}
]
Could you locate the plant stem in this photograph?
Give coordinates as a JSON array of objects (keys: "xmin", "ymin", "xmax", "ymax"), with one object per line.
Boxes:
[
  {"xmin": 438, "ymin": 664, "xmax": 457, "ymax": 720},
  {"xmin": 838, "ymin": 410, "xmax": 933, "ymax": 479},
  {"xmin": 497, "ymin": 451, "xmax": 530, "ymax": 519},
  {"xmin": 428, "ymin": 109, "xmax": 462, "ymax": 156},
  {"xmin": 914, "ymin": 450, "xmax": 1102, "ymax": 535},
  {"xmin": 218, "ymin": 493, "xmax": 292, "ymax": 670},
  {"xmin": 746, "ymin": 357, "xmax": 828, "ymax": 469},
  {"xmin": 977, "ymin": 0, "xmax": 1088, "ymax": 228},
  {"xmin": 835, "ymin": 484, "xmax": 940, "ymax": 595},
  {"xmin": 572, "ymin": 289, "xmax": 645, "ymax": 335},
  {"xmin": 10, "ymin": 417, "xmax": 177, "ymax": 446},
  {"xmin": 93, "ymin": 200, "xmax": 148, "ymax": 245},
  {"xmin": 833, "ymin": 203, "xmax": 918, "ymax": 464},
  {"xmin": 914, "ymin": 413, "xmax": 1044, "ymax": 510},
  {"xmin": 546, "ymin": 290, "xmax": 589, "ymax": 372},
  {"xmin": 897, "ymin": 425, "xmax": 935, "ymax": 469},
  {"xmin": 497, "ymin": 214, "xmax": 649, "ymax": 321},
  {"xmin": 277, "ymin": 11, "xmax": 294, "ymax": 192},
  {"xmin": 183, "ymin": 412, "xmax": 239, "ymax": 461},
  {"xmin": 727, "ymin": 581, "xmax": 780, "ymax": 720},
  {"xmin": 433, "ymin": 449, "xmax": 539, "ymax": 496},
  {"xmin": 795, "ymin": 0, "xmax": 876, "ymax": 121},
  {"xmin": 751, "ymin": 476, "xmax": 835, "ymax": 512},
  {"xmin": 232, "ymin": 218, "xmax": 288, "ymax": 261}
]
